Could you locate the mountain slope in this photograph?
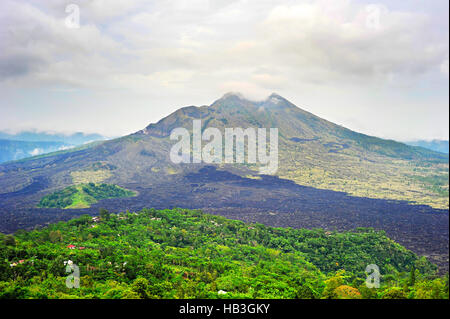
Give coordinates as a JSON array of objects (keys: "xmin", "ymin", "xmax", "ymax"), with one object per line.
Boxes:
[{"xmin": 139, "ymin": 93, "xmax": 448, "ymax": 208}]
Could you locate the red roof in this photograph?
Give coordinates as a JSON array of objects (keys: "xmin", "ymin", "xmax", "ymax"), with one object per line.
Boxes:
[{"xmin": 67, "ymin": 245, "xmax": 76, "ymax": 248}]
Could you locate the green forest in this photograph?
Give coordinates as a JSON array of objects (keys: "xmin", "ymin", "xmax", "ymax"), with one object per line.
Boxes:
[
  {"xmin": 0, "ymin": 208, "xmax": 448, "ymax": 299},
  {"xmin": 38, "ymin": 183, "xmax": 136, "ymax": 209}
]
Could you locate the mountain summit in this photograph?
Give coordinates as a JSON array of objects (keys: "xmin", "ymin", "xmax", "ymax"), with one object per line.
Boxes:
[
  {"xmin": 211, "ymin": 92, "xmax": 293, "ymax": 110},
  {"xmin": 140, "ymin": 93, "xmax": 446, "ymax": 161}
]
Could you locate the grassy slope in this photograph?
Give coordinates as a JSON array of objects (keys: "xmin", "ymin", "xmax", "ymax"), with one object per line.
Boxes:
[
  {"xmin": 65, "ymin": 186, "xmax": 96, "ymax": 209},
  {"xmin": 38, "ymin": 183, "xmax": 136, "ymax": 209}
]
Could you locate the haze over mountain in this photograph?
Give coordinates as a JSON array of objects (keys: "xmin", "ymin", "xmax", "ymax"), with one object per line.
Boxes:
[
  {"xmin": 405, "ymin": 140, "xmax": 449, "ymax": 154},
  {"xmin": 0, "ymin": 139, "xmax": 72, "ymax": 164},
  {"xmin": 0, "ymin": 131, "xmax": 109, "ymax": 164},
  {"xmin": 0, "ymin": 93, "xmax": 448, "ymax": 270},
  {"xmin": 0, "ymin": 131, "xmax": 108, "ymax": 145}
]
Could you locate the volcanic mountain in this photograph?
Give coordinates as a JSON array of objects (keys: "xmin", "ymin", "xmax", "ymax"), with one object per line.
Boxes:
[{"xmin": 0, "ymin": 93, "xmax": 448, "ymax": 270}]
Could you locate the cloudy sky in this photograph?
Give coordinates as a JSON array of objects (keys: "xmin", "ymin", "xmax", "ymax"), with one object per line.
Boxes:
[{"xmin": 0, "ymin": 0, "xmax": 448, "ymax": 141}]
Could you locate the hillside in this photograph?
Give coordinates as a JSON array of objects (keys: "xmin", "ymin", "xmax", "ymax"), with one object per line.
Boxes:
[{"xmin": 0, "ymin": 208, "xmax": 447, "ymax": 299}]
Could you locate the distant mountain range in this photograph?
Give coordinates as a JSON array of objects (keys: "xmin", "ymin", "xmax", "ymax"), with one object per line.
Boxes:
[
  {"xmin": 405, "ymin": 140, "xmax": 449, "ymax": 154},
  {"xmin": 0, "ymin": 131, "xmax": 108, "ymax": 163},
  {"xmin": 0, "ymin": 139, "xmax": 72, "ymax": 163},
  {"xmin": 0, "ymin": 131, "xmax": 107, "ymax": 145}
]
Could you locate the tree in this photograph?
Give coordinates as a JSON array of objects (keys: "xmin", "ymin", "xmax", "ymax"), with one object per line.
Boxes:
[
  {"xmin": 49, "ymin": 230, "xmax": 63, "ymax": 243},
  {"xmin": 99, "ymin": 208, "xmax": 110, "ymax": 221},
  {"xmin": 408, "ymin": 265, "xmax": 416, "ymax": 286},
  {"xmin": 296, "ymin": 284, "xmax": 316, "ymax": 299},
  {"xmin": 334, "ymin": 285, "xmax": 362, "ymax": 299},
  {"xmin": 131, "ymin": 277, "xmax": 151, "ymax": 299},
  {"xmin": 322, "ymin": 270, "xmax": 346, "ymax": 299},
  {"xmin": 381, "ymin": 287, "xmax": 407, "ymax": 299},
  {"xmin": 3, "ymin": 235, "xmax": 16, "ymax": 246}
]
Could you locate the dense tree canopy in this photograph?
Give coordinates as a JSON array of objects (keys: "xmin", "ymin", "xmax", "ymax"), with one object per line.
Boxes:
[{"xmin": 0, "ymin": 208, "xmax": 447, "ymax": 299}]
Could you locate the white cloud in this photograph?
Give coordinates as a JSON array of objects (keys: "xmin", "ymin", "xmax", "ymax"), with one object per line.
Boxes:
[
  {"xmin": 2, "ymin": 0, "xmax": 445, "ymax": 88},
  {"xmin": 261, "ymin": 2, "xmax": 447, "ymax": 83},
  {"xmin": 29, "ymin": 148, "xmax": 43, "ymax": 156}
]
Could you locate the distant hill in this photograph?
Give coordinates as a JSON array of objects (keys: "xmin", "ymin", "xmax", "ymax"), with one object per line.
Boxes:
[
  {"xmin": 405, "ymin": 140, "xmax": 449, "ymax": 154},
  {"xmin": 0, "ymin": 131, "xmax": 108, "ymax": 164},
  {"xmin": 0, "ymin": 131, "xmax": 107, "ymax": 145},
  {"xmin": 0, "ymin": 139, "xmax": 72, "ymax": 163}
]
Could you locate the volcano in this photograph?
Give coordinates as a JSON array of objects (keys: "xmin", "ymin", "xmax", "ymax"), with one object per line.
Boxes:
[{"xmin": 0, "ymin": 93, "xmax": 448, "ymax": 270}]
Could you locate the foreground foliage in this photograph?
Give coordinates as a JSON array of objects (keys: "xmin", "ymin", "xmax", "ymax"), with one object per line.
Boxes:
[{"xmin": 0, "ymin": 208, "xmax": 447, "ymax": 299}]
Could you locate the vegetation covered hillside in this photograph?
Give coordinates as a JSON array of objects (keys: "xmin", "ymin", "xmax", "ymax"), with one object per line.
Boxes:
[
  {"xmin": 38, "ymin": 183, "xmax": 136, "ymax": 209},
  {"xmin": 0, "ymin": 209, "xmax": 447, "ymax": 299}
]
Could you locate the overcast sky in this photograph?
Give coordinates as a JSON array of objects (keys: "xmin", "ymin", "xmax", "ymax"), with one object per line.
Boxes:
[{"xmin": 0, "ymin": 0, "xmax": 448, "ymax": 141}]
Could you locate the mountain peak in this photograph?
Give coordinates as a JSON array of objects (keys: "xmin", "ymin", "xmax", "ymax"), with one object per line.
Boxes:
[
  {"xmin": 265, "ymin": 93, "xmax": 286, "ymax": 104},
  {"xmin": 215, "ymin": 92, "xmax": 290, "ymax": 105},
  {"xmin": 220, "ymin": 92, "xmax": 286, "ymax": 102},
  {"xmin": 211, "ymin": 92, "xmax": 253, "ymax": 109},
  {"xmin": 209, "ymin": 92, "xmax": 298, "ymax": 113},
  {"xmin": 221, "ymin": 92, "xmax": 246, "ymax": 100},
  {"xmin": 268, "ymin": 92, "xmax": 282, "ymax": 98}
]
